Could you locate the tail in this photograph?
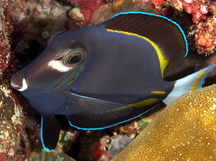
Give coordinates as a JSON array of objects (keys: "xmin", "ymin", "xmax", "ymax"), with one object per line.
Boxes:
[{"xmin": 163, "ymin": 64, "xmax": 216, "ymax": 105}]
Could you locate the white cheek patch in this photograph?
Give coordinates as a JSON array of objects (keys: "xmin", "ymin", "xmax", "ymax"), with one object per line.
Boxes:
[
  {"xmin": 48, "ymin": 60, "xmax": 72, "ymax": 72},
  {"xmin": 18, "ymin": 78, "xmax": 28, "ymax": 91}
]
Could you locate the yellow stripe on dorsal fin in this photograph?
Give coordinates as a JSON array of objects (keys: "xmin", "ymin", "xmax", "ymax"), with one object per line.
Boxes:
[
  {"xmin": 107, "ymin": 29, "xmax": 169, "ymax": 77},
  {"xmin": 102, "ymin": 12, "xmax": 188, "ymax": 77}
]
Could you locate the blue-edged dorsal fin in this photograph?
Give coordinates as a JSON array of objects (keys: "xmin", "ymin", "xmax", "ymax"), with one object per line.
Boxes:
[
  {"xmin": 101, "ymin": 12, "xmax": 188, "ymax": 77},
  {"xmin": 163, "ymin": 64, "xmax": 216, "ymax": 105},
  {"xmin": 66, "ymin": 92, "xmax": 132, "ymax": 120},
  {"xmin": 41, "ymin": 115, "xmax": 61, "ymax": 152},
  {"xmin": 103, "ymin": 12, "xmax": 188, "ymax": 59}
]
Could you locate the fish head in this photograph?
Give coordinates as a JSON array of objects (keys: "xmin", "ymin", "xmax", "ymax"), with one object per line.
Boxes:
[{"xmin": 11, "ymin": 31, "xmax": 87, "ymax": 94}]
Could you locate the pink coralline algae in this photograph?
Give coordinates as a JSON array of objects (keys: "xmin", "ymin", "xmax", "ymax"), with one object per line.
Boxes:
[
  {"xmin": 151, "ymin": 0, "xmax": 164, "ymax": 6},
  {"xmin": 151, "ymin": 0, "xmax": 209, "ymax": 23},
  {"xmin": 151, "ymin": 0, "xmax": 216, "ymax": 54},
  {"xmin": 93, "ymin": 135, "xmax": 112, "ymax": 160},
  {"xmin": 193, "ymin": 17, "xmax": 216, "ymax": 54},
  {"xmin": 180, "ymin": 0, "xmax": 208, "ymax": 23},
  {"xmin": 67, "ymin": 0, "xmax": 112, "ymax": 27}
]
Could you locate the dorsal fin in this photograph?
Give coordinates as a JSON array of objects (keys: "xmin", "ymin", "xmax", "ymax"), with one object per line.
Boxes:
[
  {"xmin": 49, "ymin": 12, "xmax": 69, "ymax": 43},
  {"xmin": 102, "ymin": 12, "xmax": 188, "ymax": 61}
]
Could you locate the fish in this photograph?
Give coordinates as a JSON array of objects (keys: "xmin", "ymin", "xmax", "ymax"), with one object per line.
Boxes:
[{"xmin": 10, "ymin": 11, "xmax": 215, "ymax": 151}]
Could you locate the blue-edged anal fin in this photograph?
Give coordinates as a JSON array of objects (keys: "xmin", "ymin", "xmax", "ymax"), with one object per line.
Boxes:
[
  {"xmin": 41, "ymin": 115, "xmax": 61, "ymax": 152},
  {"xmin": 65, "ymin": 92, "xmax": 158, "ymax": 130}
]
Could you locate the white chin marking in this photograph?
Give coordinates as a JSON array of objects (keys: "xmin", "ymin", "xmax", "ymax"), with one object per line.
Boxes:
[
  {"xmin": 18, "ymin": 78, "xmax": 28, "ymax": 91},
  {"xmin": 48, "ymin": 60, "xmax": 72, "ymax": 72}
]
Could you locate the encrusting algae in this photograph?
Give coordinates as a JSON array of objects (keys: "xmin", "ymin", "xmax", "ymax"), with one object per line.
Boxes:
[{"xmin": 112, "ymin": 84, "xmax": 216, "ymax": 161}]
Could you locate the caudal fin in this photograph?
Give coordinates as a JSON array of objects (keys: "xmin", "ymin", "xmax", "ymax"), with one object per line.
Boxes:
[{"xmin": 163, "ymin": 64, "xmax": 216, "ymax": 105}]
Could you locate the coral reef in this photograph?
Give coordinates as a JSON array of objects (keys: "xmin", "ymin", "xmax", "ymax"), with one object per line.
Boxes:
[
  {"xmin": 0, "ymin": 1, "xmax": 34, "ymax": 160},
  {"xmin": 113, "ymin": 84, "xmax": 216, "ymax": 161},
  {"xmin": 193, "ymin": 17, "xmax": 216, "ymax": 55},
  {"xmin": 4, "ymin": 0, "xmax": 72, "ymax": 68},
  {"xmin": 0, "ymin": 0, "xmax": 13, "ymax": 76},
  {"xmin": 93, "ymin": 134, "xmax": 135, "ymax": 160},
  {"xmin": 152, "ymin": 0, "xmax": 209, "ymax": 23},
  {"xmin": 118, "ymin": 121, "xmax": 141, "ymax": 137},
  {"xmin": 67, "ymin": 0, "xmax": 110, "ymax": 27},
  {"xmin": 93, "ymin": 135, "xmax": 112, "ymax": 160},
  {"xmin": 0, "ymin": 87, "xmax": 29, "ymax": 161},
  {"xmin": 55, "ymin": 128, "xmax": 79, "ymax": 152},
  {"xmin": 151, "ymin": 0, "xmax": 216, "ymax": 55}
]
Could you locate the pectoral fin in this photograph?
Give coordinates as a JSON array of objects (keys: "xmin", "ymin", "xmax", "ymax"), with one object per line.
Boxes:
[
  {"xmin": 66, "ymin": 92, "xmax": 133, "ymax": 120},
  {"xmin": 64, "ymin": 92, "xmax": 158, "ymax": 130},
  {"xmin": 63, "ymin": 92, "xmax": 134, "ymax": 129}
]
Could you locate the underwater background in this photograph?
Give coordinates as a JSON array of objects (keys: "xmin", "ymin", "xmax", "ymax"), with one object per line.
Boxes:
[{"xmin": 1, "ymin": 0, "xmax": 216, "ymax": 160}]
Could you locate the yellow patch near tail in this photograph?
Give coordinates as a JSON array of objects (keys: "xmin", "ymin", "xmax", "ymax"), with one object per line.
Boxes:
[
  {"xmin": 151, "ymin": 91, "xmax": 166, "ymax": 94},
  {"xmin": 191, "ymin": 70, "xmax": 207, "ymax": 91},
  {"xmin": 106, "ymin": 29, "xmax": 169, "ymax": 77}
]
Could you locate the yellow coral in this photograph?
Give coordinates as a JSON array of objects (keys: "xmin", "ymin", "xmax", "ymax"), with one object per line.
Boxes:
[{"xmin": 113, "ymin": 84, "xmax": 216, "ymax": 160}]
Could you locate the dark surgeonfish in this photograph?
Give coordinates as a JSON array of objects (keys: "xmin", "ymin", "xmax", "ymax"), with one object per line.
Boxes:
[{"xmin": 11, "ymin": 11, "xmax": 215, "ymax": 151}]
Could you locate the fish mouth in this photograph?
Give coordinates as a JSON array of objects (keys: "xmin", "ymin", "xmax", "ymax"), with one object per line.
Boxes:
[
  {"xmin": 11, "ymin": 65, "xmax": 84, "ymax": 94},
  {"xmin": 11, "ymin": 73, "xmax": 28, "ymax": 92}
]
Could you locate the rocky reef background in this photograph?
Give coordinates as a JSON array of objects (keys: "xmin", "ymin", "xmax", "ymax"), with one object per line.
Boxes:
[{"xmin": 1, "ymin": 0, "xmax": 216, "ymax": 160}]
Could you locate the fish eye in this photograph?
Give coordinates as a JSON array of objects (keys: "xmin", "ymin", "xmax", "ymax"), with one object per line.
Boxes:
[
  {"xmin": 63, "ymin": 48, "xmax": 86, "ymax": 67},
  {"xmin": 67, "ymin": 53, "xmax": 82, "ymax": 64}
]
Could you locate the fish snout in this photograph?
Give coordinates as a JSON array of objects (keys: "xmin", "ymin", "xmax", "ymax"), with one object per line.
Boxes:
[{"xmin": 11, "ymin": 73, "xmax": 28, "ymax": 92}]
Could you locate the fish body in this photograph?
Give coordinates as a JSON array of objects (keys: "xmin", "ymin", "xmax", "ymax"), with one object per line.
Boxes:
[{"xmin": 11, "ymin": 12, "xmax": 214, "ymax": 151}]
